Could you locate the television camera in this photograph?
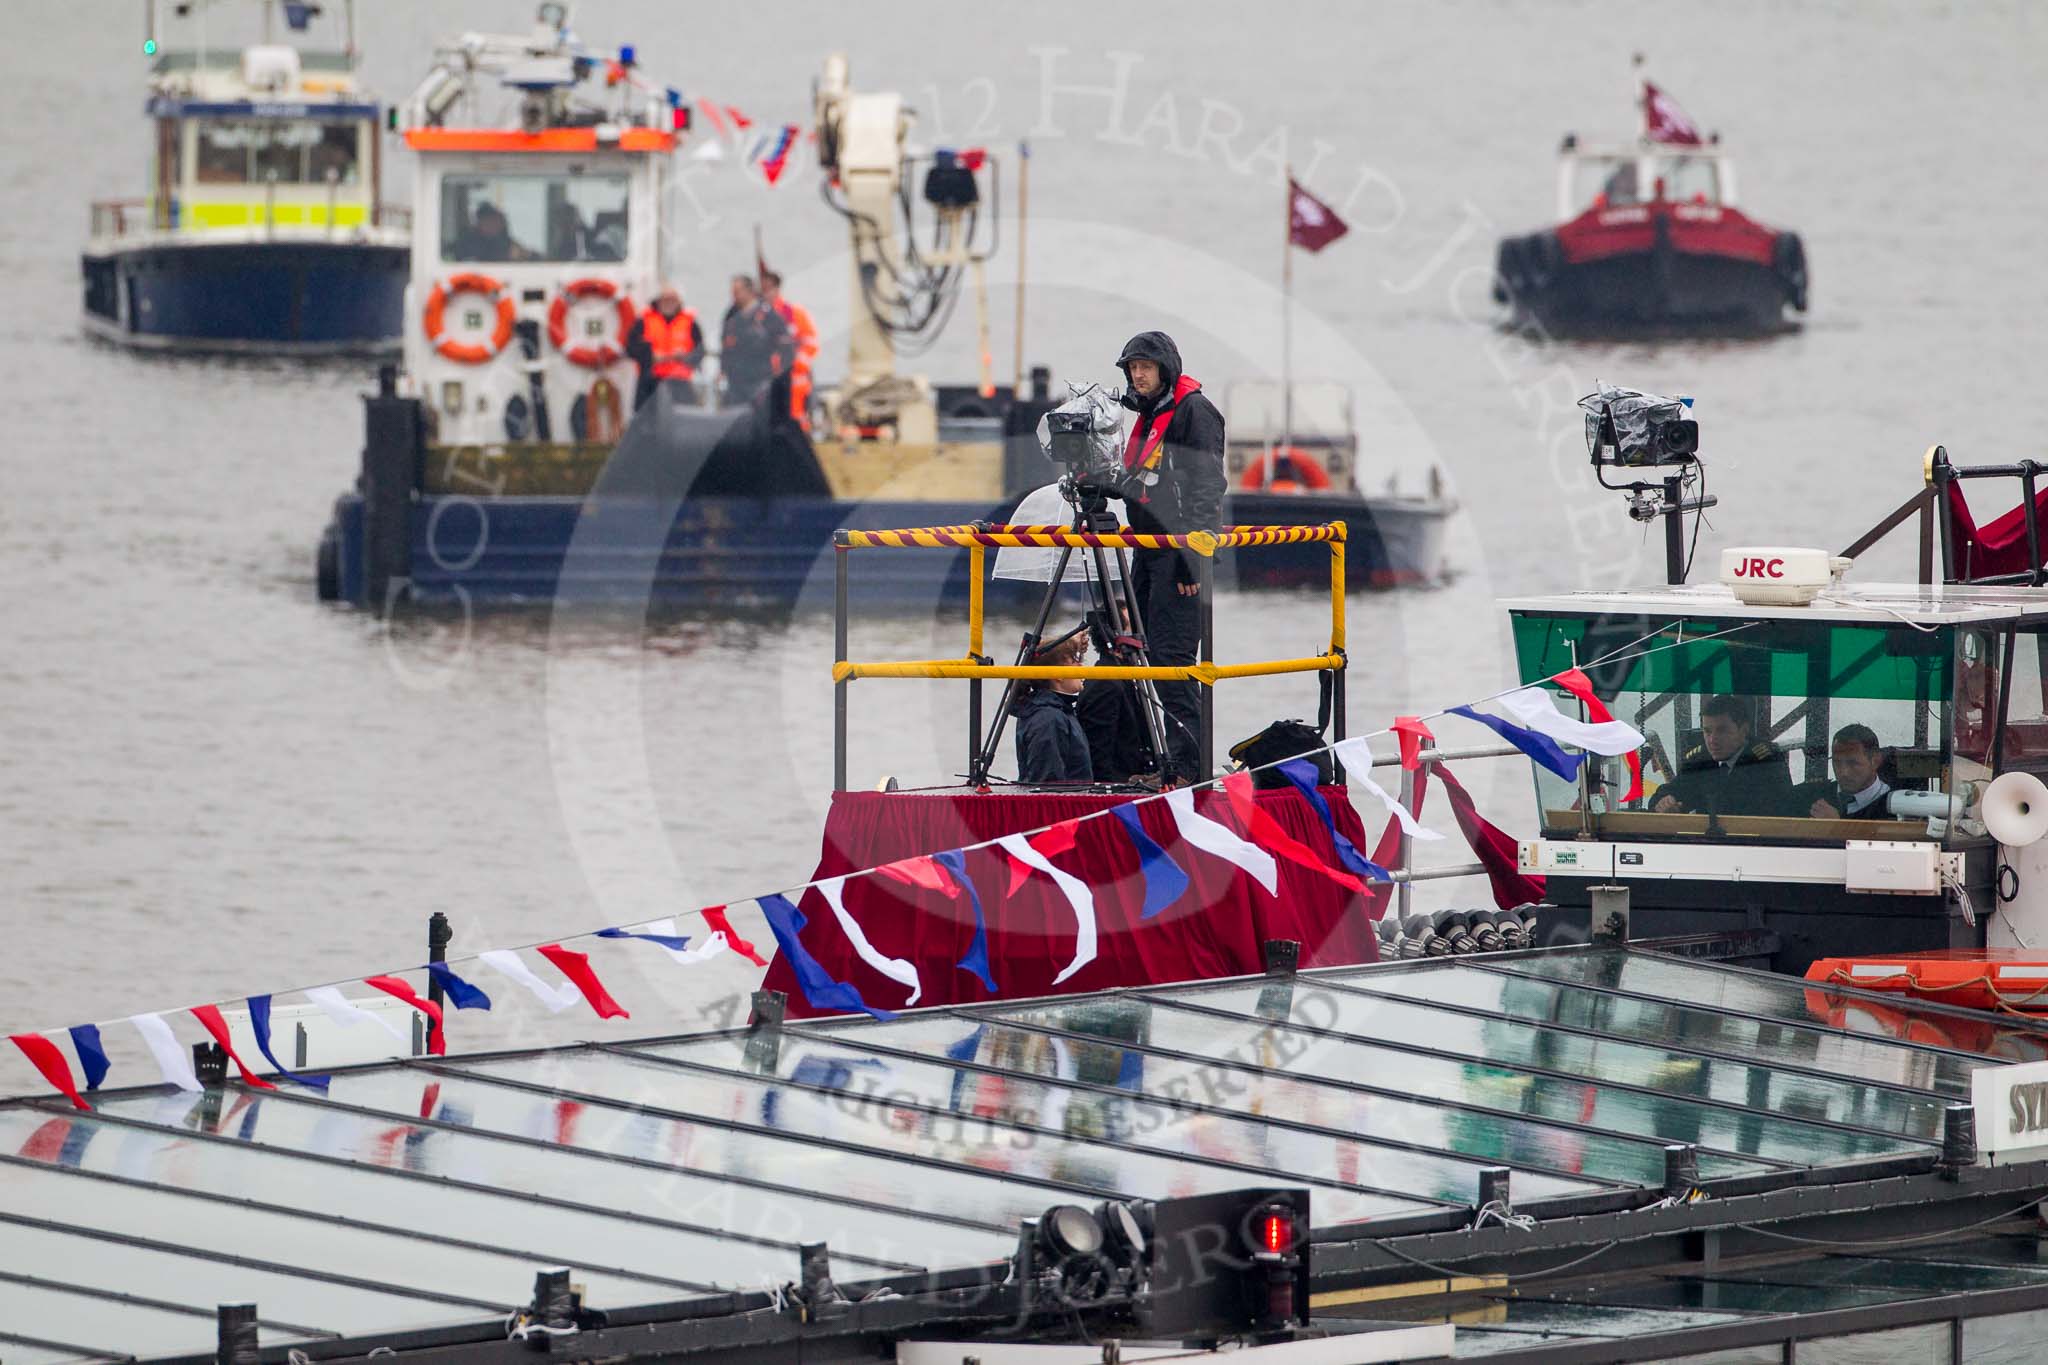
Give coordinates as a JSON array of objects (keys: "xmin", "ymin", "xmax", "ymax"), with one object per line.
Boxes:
[{"xmin": 1581, "ymin": 383, "xmax": 1717, "ymax": 584}]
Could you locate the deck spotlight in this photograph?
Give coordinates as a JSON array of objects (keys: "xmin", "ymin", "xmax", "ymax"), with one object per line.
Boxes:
[{"xmin": 1038, "ymin": 1204, "xmax": 1105, "ymax": 1262}]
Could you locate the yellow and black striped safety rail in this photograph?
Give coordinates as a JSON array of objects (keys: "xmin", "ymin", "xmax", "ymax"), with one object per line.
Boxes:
[{"xmin": 833, "ymin": 522, "xmax": 1345, "ymax": 554}]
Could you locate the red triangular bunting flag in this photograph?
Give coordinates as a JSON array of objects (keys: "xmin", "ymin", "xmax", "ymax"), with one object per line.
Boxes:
[
  {"xmin": 1552, "ymin": 668, "xmax": 1643, "ymax": 802},
  {"xmin": 877, "ymin": 855, "xmax": 960, "ymax": 899},
  {"xmin": 189, "ymin": 1004, "xmax": 279, "ymax": 1089},
  {"xmin": 1391, "ymin": 716, "xmax": 1435, "ymax": 771},
  {"xmin": 702, "ymin": 905, "xmax": 767, "ymax": 967},
  {"xmin": 1002, "ymin": 846, "xmax": 1037, "ymax": 896},
  {"xmin": 1436, "ymin": 764, "xmax": 1548, "ymax": 909},
  {"xmin": 1222, "ymin": 771, "xmax": 1367, "ymax": 894},
  {"xmin": 363, "ymin": 976, "xmax": 448, "ymax": 1056},
  {"xmin": 1031, "ymin": 820, "xmax": 1083, "ymax": 860},
  {"xmin": 536, "ymin": 945, "xmax": 631, "ymax": 1020},
  {"xmin": 8, "ymin": 1034, "xmax": 90, "ymax": 1111}
]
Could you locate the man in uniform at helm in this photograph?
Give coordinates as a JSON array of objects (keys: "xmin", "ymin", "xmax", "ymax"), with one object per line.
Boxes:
[
  {"xmin": 1651, "ymin": 693, "xmax": 1793, "ymax": 817},
  {"xmin": 1115, "ymin": 330, "xmax": 1226, "ymax": 787},
  {"xmin": 625, "ymin": 283, "xmax": 704, "ymax": 409}
]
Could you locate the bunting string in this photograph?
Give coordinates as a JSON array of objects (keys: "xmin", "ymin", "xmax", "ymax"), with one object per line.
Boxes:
[{"xmin": 3, "ymin": 626, "xmax": 1724, "ymax": 1102}]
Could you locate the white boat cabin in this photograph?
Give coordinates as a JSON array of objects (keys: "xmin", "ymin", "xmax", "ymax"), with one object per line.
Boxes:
[{"xmin": 1554, "ymin": 139, "xmax": 1739, "ymax": 221}]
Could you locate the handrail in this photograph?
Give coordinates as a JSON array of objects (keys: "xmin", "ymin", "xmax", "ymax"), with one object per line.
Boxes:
[{"xmin": 831, "ymin": 520, "xmax": 1349, "ymax": 791}]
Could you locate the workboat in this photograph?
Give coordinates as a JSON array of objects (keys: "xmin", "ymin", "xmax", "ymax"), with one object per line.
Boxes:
[
  {"xmin": 313, "ymin": 37, "xmax": 1452, "ymax": 609},
  {"xmin": 1492, "ymin": 77, "xmax": 1807, "ymax": 337},
  {"xmin": 81, "ymin": 0, "xmax": 408, "ymax": 355}
]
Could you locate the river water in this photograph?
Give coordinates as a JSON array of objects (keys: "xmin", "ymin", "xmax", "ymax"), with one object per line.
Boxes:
[{"xmin": 3, "ymin": 1, "xmax": 2044, "ymax": 1081}]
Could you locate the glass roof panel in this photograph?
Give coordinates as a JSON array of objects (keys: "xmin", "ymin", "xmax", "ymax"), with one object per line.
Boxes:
[
  {"xmin": 1356, "ymin": 962, "xmax": 1964, "ymax": 1121},
  {"xmin": 77, "ymin": 1079, "xmax": 1007, "ymax": 1282},
  {"xmin": 941, "ymin": 996, "xmax": 1856, "ymax": 1178},
  {"xmin": 0, "ymin": 1220, "xmax": 450, "ymax": 1340},
  {"xmin": 450, "ymin": 1048, "xmax": 1424, "ymax": 1224},
  {"xmin": 656, "ymin": 1024, "xmax": 1592, "ymax": 1210},
  {"xmin": 1499, "ymin": 951, "xmax": 2037, "ymax": 1076},
  {"xmin": 0, "ymin": 1277, "xmax": 316, "ymax": 1357},
  {"xmin": 0, "ymin": 1337, "xmax": 117, "ymax": 1365},
  {"xmin": 1153, "ymin": 979, "xmax": 1931, "ymax": 1167}
]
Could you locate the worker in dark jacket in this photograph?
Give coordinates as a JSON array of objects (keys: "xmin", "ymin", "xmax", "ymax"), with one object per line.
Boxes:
[
  {"xmin": 1014, "ymin": 633, "xmax": 1093, "ymax": 784},
  {"xmin": 1651, "ymin": 694, "xmax": 1793, "ymax": 817},
  {"xmin": 1115, "ymin": 331, "xmax": 1227, "ymax": 786},
  {"xmin": 718, "ymin": 274, "xmax": 794, "ymax": 409}
]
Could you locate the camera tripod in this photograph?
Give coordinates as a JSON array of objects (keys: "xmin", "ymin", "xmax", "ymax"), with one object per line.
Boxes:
[{"xmin": 967, "ymin": 483, "xmax": 1171, "ymax": 786}]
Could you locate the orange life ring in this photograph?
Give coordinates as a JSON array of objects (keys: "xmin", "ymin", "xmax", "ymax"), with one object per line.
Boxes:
[
  {"xmin": 1238, "ymin": 447, "xmax": 1332, "ymax": 492},
  {"xmin": 423, "ymin": 273, "xmax": 515, "ymax": 365},
  {"xmin": 547, "ymin": 278, "xmax": 636, "ymax": 368}
]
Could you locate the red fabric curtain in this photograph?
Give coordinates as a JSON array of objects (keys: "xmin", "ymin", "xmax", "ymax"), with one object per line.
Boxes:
[
  {"xmin": 1946, "ymin": 479, "xmax": 2048, "ymax": 579},
  {"xmin": 767, "ymin": 788, "xmax": 1383, "ymax": 1017}
]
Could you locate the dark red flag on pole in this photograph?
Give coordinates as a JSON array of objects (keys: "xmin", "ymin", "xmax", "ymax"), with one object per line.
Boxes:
[
  {"xmin": 1641, "ymin": 81, "xmax": 1703, "ymax": 146},
  {"xmin": 1287, "ymin": 179, "xmax": 1349, "ymax": 253}
]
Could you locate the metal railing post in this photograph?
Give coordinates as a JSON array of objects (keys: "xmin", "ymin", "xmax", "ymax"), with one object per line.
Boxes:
[
  {"xmin": 1396, "ymin": 753, "xmax": 1419, "ymax": 924},
  {"xmin": 1198, "ymin": 550, "xmax": 1215, "ymax": 780},
  {"xmin": 834, "ymin": 542, "xmax": 849, "ymax": 792},
  {"xmin": 968, "ymin": 542, "xmax": 985, "ymax": 781},
  {"xmin": 1329, "ymin": 523, "xmax": 1347, "ymax": 742}
]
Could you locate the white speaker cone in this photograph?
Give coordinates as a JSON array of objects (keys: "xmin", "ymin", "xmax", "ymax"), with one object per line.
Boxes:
[{"xmin": 1983, "ymin": 771, "xmax": 2048, "ymax": 847}]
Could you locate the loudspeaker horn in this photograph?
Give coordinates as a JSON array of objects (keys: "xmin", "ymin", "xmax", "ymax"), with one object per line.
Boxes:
[{"xmin": 1983, "ymin": 771, "xmax": 2048, "ymax": 847}]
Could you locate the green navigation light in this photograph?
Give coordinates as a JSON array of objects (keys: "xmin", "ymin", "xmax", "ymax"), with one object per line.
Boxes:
[{"xmin": 143, "ymin": 38, "xmax": 158, "ymax": 55}]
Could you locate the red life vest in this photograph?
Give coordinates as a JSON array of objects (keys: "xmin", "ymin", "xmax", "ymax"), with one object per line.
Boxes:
[
  {"xmin": 1122, "ymin": 373, "xmax": 1203, "ymax": 470},
  {"xmin": 641, "ymin": 306, "xmax": 698, "ymax": 380}
]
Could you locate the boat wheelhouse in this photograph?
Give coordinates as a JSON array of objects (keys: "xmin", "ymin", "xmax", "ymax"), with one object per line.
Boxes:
[
  {"xmin": 1492, "ymin": 84, "xmax": 1808, "ymax": 336},
  {"xmin": 81, "ymin": 0, "xmax": 407, "ymax": 354}
]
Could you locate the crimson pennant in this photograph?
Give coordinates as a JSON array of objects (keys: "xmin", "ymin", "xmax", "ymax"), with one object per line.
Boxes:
[
  {"xmin": 8, "ymin": 1034, "xmax": 90, "ymax": 1112},
  {"xmin": 1288, "ymin": 177, "xmax": 1350, "ymax": 253},
  {"xmin": 536, "ymin": 945, "xmax": 631, "ymax": 1021},
  {"xmin": 1436, "ymin": 764, "xmax": 1548, "ymax": 909},
  {"xmin": 1391, "ymin": 716, "xmax": 1435, "ymax": 771},
  {"xmin": 1222, "ymin": 771, "xmax": 1367, "ymax": 895},
  {"xmin": 363, "ymin": 976, "xmax": 448, "ymax": 1056},
  {"xmin": 1031, "ymin": 820, "xmax": 1083, "ymax": 859},
  {"xmin": 188, "ymin": 1004, "xmax": 279, "ymax": 1090},
  {"xmin": 876, "ymin": 855, "xmax": 960, "ymax": 899},
  {"xmin": 701, "ymin": 905, "xmax": 768, "ymax": 968},
  {"xmin": 1552, "ymin": 668, "xmax": 1643, "ymax": 802}
]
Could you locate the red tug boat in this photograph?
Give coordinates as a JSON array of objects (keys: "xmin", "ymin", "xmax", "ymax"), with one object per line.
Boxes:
[{"xmin": 1493, "ymin": 76, "xmax": 1808, "ymax": 336}]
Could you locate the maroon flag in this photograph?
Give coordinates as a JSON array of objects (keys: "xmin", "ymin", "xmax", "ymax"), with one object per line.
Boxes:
[
  {"xmin": 1642, "ymin": 81, "xmax": 1704, "ymax": 145},
  {"xmin": 1287, "ymin": 178, "xmax": 1349, "ymax": 253}
]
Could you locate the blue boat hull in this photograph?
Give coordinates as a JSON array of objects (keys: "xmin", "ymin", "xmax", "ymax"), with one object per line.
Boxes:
[
  {"xmin": 82, "ymin": 239, "xmax": 406, "ymax": 354},
  {"xmin": 317, "ymin": 491, "xmax": 1451, "ymax": 610}
]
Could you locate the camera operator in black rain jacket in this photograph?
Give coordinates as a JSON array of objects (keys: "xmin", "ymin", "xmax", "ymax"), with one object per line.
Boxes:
[{"xmin": 1115, "ymin": 331, "xmax": 1227, "ymax": 786}]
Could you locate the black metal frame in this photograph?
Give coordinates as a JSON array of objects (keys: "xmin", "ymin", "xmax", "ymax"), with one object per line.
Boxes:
[{"xmin": 1844, "ymin": 444, "xmax": 2048, "ymax": 587}]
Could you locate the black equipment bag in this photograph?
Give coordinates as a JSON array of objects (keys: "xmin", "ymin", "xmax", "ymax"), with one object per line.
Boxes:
[{"xmin": 1227, "ymin": 670, "xmax": 1342, "ymax": 789}]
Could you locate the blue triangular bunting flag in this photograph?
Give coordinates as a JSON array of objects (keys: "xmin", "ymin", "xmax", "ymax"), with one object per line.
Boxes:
[
  {"xmin": 67, "ymin": 1024, "xmax": 110, "ymax": 1091},
  {"xmin": 1108, "ymin": 803, "xmax": 1191, "ymax": 919},
  {"xmin": 1276, "ymin": 759, "xmax": 1393, "ymax": 882},
  {"xmin": 757, "ymin": 894, "xmax": 897, "ymax": 1021},
  {"xmin": 246, "ymin": 995, "xmax": 330, "ymax": 1091},
  {"xmin": 1448, "ymin": 705, "xmax": 1584, "ymax": 781},
  {"xmin": 426, "ymin": 962, "xmax": 494, "ymax": 1011},
  {"xmin": 934, "ymin": 850, "xmax": 997, "ymax": 992}
]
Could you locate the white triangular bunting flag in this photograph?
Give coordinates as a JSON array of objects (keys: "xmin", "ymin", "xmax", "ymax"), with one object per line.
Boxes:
[
  {"xmin": 998, "ymin": 834, "xmax": 1099, "ymax": 984},
  {"xmin": 475, "ymin": 952, "xmax": 581, "ymax": 1014},
  {"xmin": 817, "ymin": 878, "xmax": 923, "ymax": 1005},
  {"xmin": 1496, "ymin": 687, "xmax": 1646, "ymax": 756},
  {"xmin": 303, "ymin": 985, "xmax": 413, "ymax": 1044},
  {"xmin": 1163, "ymin": 788, "xmax": 1280, "ymax": 893},
  {"xmin": 1333, "ymin": 738, "xmax": 1445, "ymax": 840},
  {"xmin": 128, "ymin": 1012, "xmax": 202, "ymax": 1092},
  {"xmin": 636, "ymin": 917, "xmax": 730, "ymax": 965}
]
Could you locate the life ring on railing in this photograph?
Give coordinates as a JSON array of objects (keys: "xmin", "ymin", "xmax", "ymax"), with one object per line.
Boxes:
[
  {"xmin": 1238, "ymin": 447, "xmax": 1333, "ymax": 493},
  {"xmin": 546, "ymin": 278, "xmax": 636, "ymax": 368},
  {"xmin": 422, "ymin": 273, "xmax": 515, "ymax": 364}
]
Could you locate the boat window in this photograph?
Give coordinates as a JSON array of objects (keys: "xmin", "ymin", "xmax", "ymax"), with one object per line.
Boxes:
[
  {"xmin": 1511, "ymin": 613, "xmax": 1955, "ymax": 841},
  {"xmin": 1657, "ymin": 154, "xmax": 1722, "ymax": 204},
  {"xmin": 1997, "ymin": 628, "xmax": 2048, "ymax": 773},
  {"xmin": 1570, "ymin": 156, "xmax": 1640, "ymax": 210},
  {"xmin": 441, "ymin": 172, "xmax": 630, "ymax": 263},
  {"xmin": 190, "ymin": 119, "xmax": 360, "ymax": 185}
]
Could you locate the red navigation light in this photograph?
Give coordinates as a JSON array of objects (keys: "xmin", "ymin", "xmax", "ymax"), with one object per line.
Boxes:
[{"xmin": 1258, "ymin": 1208, "xmax": 1293, "ymax": 1254}]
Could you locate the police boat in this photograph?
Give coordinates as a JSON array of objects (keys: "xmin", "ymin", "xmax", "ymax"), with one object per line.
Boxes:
[{"xmin": 81, "ymin": 0, "xmax": 408, "ymax": 355}]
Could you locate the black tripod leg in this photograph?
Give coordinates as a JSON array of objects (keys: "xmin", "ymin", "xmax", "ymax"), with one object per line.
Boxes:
[
  {"xmin": 970, "ymin": 541, "xmax": 1075, "ymax": 783},
  {"xmin": 1102, "ymin": 545, "xmax": 1169, "ymax": 773}
]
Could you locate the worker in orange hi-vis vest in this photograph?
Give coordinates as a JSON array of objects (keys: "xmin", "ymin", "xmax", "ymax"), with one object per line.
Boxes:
[{"xmin": 761, "ymin": 270, "xmax": 818, "ymax": 430}]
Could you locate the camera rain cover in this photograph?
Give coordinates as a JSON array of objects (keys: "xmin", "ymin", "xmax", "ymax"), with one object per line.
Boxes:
[
  {"xmin": 1579, "ymin": 383, "xmax": 1690, "ymax": 464},
  {"xmin": 1036, "ymin": 381, "xmax": 1127, "ymax": 479}
]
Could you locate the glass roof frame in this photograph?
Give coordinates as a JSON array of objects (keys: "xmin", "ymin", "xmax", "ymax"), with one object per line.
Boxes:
[{"xmin": 6, "ymin": 943, "xmax": 2042, "ymax": 1363}]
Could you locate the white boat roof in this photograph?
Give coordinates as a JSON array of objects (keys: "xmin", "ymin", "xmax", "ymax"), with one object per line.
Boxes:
[
  {"xmin": 1502, "ymin": 580, "xmax": 2048, "ymax": 626},
  {"xmin": 1223, "ymin": 381, "xmax": 1353, "ymax": 443}
]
